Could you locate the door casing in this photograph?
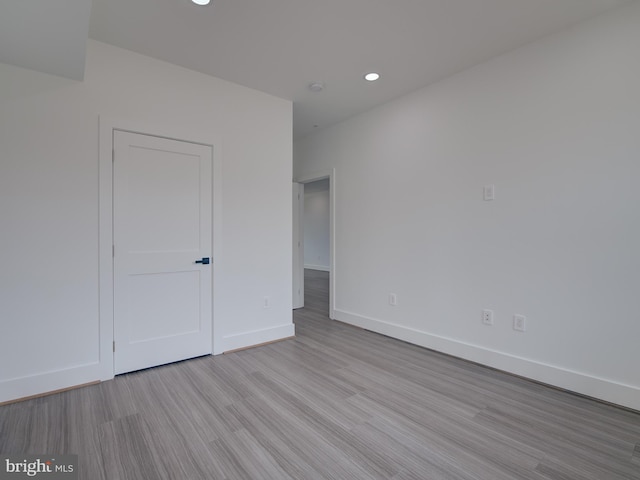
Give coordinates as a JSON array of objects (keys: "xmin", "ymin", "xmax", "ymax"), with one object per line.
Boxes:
[
  {"xmin": 292, "ymin": 182, "xmax": 304, "ymax": 309},
  {"xmin": 294, "ymin": 169, "xmax": 336, "ymax": 319},
  {"xmin": 98, "ymin": 116, "xmax": 223, "ymax": 381}
]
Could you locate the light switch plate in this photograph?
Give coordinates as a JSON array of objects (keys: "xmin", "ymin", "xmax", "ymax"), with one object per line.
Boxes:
[{"xmin": 483, "ymin": 184, "xmax": 495, "ymax": 201}]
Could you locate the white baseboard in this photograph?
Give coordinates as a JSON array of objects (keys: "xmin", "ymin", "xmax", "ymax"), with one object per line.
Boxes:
[
  {"xmin": 335, "ymin": 309, "xmax": 640, "ymax": 411},
  {"xmin": 0, "ymin": 362, "xmax": 103, "ymax": 404},
  {"xmin": 221, "ymin": 323, "xmax": 295, "ymax": 353},
  {"xmin": 304, "ymin": 264, "xmax": 330, "ymax": 272},
  {"xmin": 0, "ymin": 323, "xmax": 296, "ymax": 404}
]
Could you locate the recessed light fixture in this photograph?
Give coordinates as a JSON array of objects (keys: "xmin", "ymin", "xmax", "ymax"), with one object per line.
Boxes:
[
  {"xmin": 308, "ymin": 82, "xmax": 325, "ymax": 92},
  {"xmin": 364, "ymin": 72, "xmax": 380, "ymax": 82},
  {"xmin": 191, "ymin": 0, "xmax": 210, "ymax": 5}
]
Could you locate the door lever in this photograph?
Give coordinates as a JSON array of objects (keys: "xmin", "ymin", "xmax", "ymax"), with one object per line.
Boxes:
[{"xmin": 195, "ymin": 257, "xmax": 210, "ymax": 265}]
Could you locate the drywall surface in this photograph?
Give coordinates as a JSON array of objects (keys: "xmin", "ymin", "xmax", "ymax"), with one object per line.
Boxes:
[
  {"xmin": 0, "ymin": 40, "xmax": 293, "ymax": 402},
  {"xmin": 294, "ymin": 3, "xmax": 640, "ymax": 409},
  {"xmin": 304, "ymin": 179, "xmax": 330, "ymax": 271}
]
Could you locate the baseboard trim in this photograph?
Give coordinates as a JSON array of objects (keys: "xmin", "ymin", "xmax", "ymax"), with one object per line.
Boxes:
[
  {"xmin": 334, "ymin": 308, "xmax": 640, "ymax": 411},
  {"xmin": 304, "ymin": 264, "xmax": 330, "ymax": 272},
  {"xmin": 221, "ymin": 323, "xmax": 295, "ymax": 353},
  {"xmin": 0, "ymin": 362, "xmax": 103, "ymax": 405},
  {"xmin": 0, "ymin": 380, "xmax": 101, "ymax": 406},
  {"xmin": 223, "ymin": 335, "xmax": 295, "ymax": 354}
]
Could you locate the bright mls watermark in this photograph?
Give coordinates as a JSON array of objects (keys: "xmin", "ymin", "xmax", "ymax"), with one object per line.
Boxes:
[{"xmin": 0, "ymin": 456, "xmax": 77, "ymax": 479}]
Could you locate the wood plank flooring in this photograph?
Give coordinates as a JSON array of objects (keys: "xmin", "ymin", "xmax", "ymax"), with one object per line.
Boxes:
[{"xmin": 1, "ymin": 268, "xmax": 639, "ymax": 479}]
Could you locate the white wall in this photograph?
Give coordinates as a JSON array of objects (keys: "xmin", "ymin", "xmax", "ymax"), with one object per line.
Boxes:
[
  {"xmin": 294, "ymin": 2, "xmax": 640, "ymax": 410},
  {"xmin": 0, "ymin": 40, "xmax": 293, "ymax": 403},
  {"xmin": 304, "ymin": 179, "xmax": 330, "ymax": 271}
]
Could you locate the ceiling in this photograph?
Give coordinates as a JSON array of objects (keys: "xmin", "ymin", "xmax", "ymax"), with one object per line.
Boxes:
[
  {"xmin": 0, "ymin": 0, "xmax": 91, "ymax": 80},
  {"xmin": 1, "ymin": 0, "xmax": 632, "ymax": 138}
]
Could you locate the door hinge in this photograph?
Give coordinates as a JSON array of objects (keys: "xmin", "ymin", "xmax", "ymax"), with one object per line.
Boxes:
[
  {"xmin": 112, "ymin": 245, "xmax": 115, "ymax": 257},
  {"xmin": 113, "ymin": 341, "xmax": 115, "ymax": 352}
]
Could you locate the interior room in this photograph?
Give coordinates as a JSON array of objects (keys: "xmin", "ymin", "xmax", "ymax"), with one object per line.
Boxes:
[{"xmin": 1, "ymin": 0, "xmax": 639, "ymax": 478}]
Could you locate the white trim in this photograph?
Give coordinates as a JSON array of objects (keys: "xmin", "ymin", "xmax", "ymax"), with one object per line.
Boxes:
[
  {"xmin": 335, "ymin": 308, "xmax": 640, "ymax": 411},
  {"xmin": 295, "ymin": 169, "xmax": 336, "ymax": 319},
  {"xmin": 98, "ymin": 116, "xmax": 115, "ymax": 381},
  {"xmin": 0, "ymin": 362, "xmax": 100, "ymax": 403},
  {"xmin": 304, "ymin": 264, "xmax": 330, "ymax": 272},
  {"xmin": 99, "ymin": 116, "xmax": 224, "ymax": 384},
  {"xmin": 292, "ymin": 183, "xmax": 304, "ymax": 309},
  {"xmin": 221, "ymin": 324, "xmax": 295, "ymax": 353}
]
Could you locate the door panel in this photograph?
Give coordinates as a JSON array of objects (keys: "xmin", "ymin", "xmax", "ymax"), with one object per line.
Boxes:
[
  {"xmin": 127, "ymin": 271, "xmax": 201, "ymax": 342},
  {"xmin": 113, "ymin": 131, "xmax": 212, "ymax": 374},
  {"xmin": 124, "ymin": 146, "xmax": 201, "ymax": 252}
]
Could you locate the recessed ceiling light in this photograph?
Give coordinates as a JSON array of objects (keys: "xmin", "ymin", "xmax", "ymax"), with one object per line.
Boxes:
[
  {"xmin": 191, "ymin": 0, "xmax": 210, "ymax": 5},
  {"xmin": 364, "ymin": 72, "xmax": 380, "ymax": 82}
]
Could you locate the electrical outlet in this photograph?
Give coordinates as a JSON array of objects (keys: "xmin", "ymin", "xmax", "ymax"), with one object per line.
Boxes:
[
  {"xmin": 482, "ymin": 309, "xmax": 494, "ymax": 326},
  {"xmin": 389, "ymin": 293, "xmax": 397, "ymax": 306},
  {"xmin": 513, "ymin": 314, "xmax": 526, "ymax": 332},
  {"xmin": 264, "ymin": 296, "xmax": 270, "ymax": 308},
  {"xmin": 483, "ymin": 184, "xmax": 495, "ymax": 201}
]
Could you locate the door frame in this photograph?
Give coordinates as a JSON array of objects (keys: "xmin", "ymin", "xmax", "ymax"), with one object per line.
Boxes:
[
  {"xmin": 98, "ymin": 116, "xmax": 223, "ymax": 381},
  {"xmin": 292, "ymin": 182, "xmax": 304, "ymax": 309},
  {"xmin": 294, "ymin": 169, "xmax": 336, "ymax": 319}
]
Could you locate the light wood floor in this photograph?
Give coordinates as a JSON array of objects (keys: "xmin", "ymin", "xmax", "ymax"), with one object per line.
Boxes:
[{"xmin": 1, "ymin": 269, "xmax": 639, "ymax": 479}]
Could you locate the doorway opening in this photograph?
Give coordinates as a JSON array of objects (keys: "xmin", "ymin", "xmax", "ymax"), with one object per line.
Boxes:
[
  {"xmin": 293, "ymin": 169, "xmax": 335, "ymax": 319},
  {"xmin": 302, "ymin": 179, "xmax": 330, "ymax": 316}
]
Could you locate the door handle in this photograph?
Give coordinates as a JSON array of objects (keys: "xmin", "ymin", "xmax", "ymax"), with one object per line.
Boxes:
[{"xmin": 195, "ymin": 257, "xmax": 210, "ymax": 265}]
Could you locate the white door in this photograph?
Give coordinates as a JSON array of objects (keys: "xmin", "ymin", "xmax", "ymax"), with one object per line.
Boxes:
[{"xmin": 113, "ymin": 131, "xmax": 213, "ymax": 374}]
